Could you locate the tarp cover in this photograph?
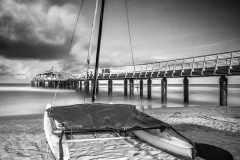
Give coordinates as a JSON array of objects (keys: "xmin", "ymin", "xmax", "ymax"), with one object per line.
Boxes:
[{"xmin": 47, "ymin": 103, "xmax": 168, "ymax": 132}]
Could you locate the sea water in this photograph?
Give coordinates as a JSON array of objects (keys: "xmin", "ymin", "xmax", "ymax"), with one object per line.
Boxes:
[{"xmin": 0, "ymin": 83, "xmax": 239, "ymax": 116}]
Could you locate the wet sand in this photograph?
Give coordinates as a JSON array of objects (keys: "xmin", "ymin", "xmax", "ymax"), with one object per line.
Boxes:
[{"xmin": 0, "ymin": 106, "xmax": 239, "ymax": 160}]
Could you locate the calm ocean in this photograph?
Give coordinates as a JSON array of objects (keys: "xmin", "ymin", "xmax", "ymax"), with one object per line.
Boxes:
[{"xmin": 0, "ymin": 83, "xmax": 239, "ymax": 116}]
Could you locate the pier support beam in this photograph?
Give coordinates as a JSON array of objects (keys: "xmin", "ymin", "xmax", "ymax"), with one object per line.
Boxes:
[
  {"xmin": 70, "ymin": 81, "xmax": 73, "ymax": 89},
  {"xmin": 140, "ymin": 79, "xmax": 143, "ymax": 98},
  {"xmin": 74, "ymin": 81, "xmax": 77, "ymax": 89},
  {"xmin": 183, "ymin": 77, "xmax": 189, "ymax": 103},
  {"xmin": 58, "ymin": 81, "xmax": 61, "ymax": 88},
  {"xmin": 85, "ymin": 81, "xmax": 89, "ymax": 93},
  {"xmin": 64, "ymin": 81, "xmax": 67, "ymax": 89},
  {"xmin": 161, "ymin": 78, "xmax": 167, "ymax": 103},
  {"xmin": 59, "ymin": 81, "xmax": 62, "ymax": 88},
  {"xmin": 42, "ymin": 81, "xmax": 44, "ymax": 87},
  {"xmin": 49, "ymin": 81, "xmax": 52, "ymax": 88},
  {"xmin": 219, "ymin": 75, "xmax": 228, "ymax": 106},
  {"xmin": 129, "ymin": 79, "xmax": 134, "ymax": 98},
  {"xmin": 62, "ymin": 81, "xmax": 64, "ymax": 89},
  {"xmin": 53, "ymin": 81, "xmax": 57, "ymax": 88},
  {"xmin": 108, "ymin": 79, "xmax": 112, "ymax": 95},
  {"xmin": 80, "ymin": 81, "xmax": 82, "ymax": 90},
  {"xmin": 147, "ymin": 78, "xmax": 152, "ymax": 99},
  {"xmin": 124, "ymin": 79, "xmax": 128, "ymax": 96}
]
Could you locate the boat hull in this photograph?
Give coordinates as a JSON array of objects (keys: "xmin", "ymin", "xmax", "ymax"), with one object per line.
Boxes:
[
  {"xmin": 44, "ymin": 103, "xmax": 70, "ymax": 160},
  {"xmin": 132, "ymin": 129, "xmax": 193, "ymax": 159}
]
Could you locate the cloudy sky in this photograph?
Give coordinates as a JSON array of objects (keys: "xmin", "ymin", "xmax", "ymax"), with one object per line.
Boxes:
[{"xmin": 0, "ymin": 0, "xmax": 240, "ymax": 83}]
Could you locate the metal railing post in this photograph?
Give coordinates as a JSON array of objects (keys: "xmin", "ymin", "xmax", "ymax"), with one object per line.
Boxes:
[
  {"xmin": 151, "ymin": 63, "xmax": 154, "ymax": 77},
  {"xmin": 164, "ymin": 62, "xmax": 168, "ymax": 77},
  {"xmin": 228, "ymin": 52, "xmax": 233, "ymax": 74},
  {"xmin": 117, "ymin": 66, "xmax": 119, "ymax": 78},
  {"xmin": 157, "ymin": 62, "xmax": 161, "ymax": 77},
  {"xmin": 190, "ymin": 58, "xmax": 195, "ymax": 76},
  {"xmin": 145, "ymin": 64, "xmax": 148, "ymax": 78},
  {"xmin": 103, "ymin": 67, "xmax": 105, "ymax": 78},
  {"xmin": 214, "ymin": 54, "xmax": 219, "ymax": 75},
  {"xmin": 202, "ymin": 56, "xmax": 206, "ymax": 75},
  {"xmin": 172, "ymin": 60, "xmax": 176, "ymax": 77},
  {"xmin": 133, "ymin": 65, "xmax": 136, "ymax": 78},
  {"xmin": 140, "ymin": 64, "xmax": 143, "ymax": 78},
  {"xmin": 125, "ymin": 66, "xmax": 128, "ymax": 78},
  {"xmin": 181, "ymin": 59, "xmax": 185, "ymax": 76}
]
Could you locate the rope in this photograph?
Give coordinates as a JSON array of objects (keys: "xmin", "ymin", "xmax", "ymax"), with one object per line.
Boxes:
[
  {"xmin": 46, "ymin": 144, "xmax": 49, "ymax": 159},
  {"xmin": 86, "ymin": 0, "xmax": 99, "ymax": 80},
  {"xmin": 170, "ymin": 126, "xmax": 195, "ymax": 146},
  {"xmin": 124, "ymin": 0, "xmax": 135, "ymax": 69},
  {"xmin": 51, "ymin": 0, "xmax": 85, "ymax": 104},
  {"xmin": 124, "ymin": 0, "xmax": 140, "ymax": 99}
]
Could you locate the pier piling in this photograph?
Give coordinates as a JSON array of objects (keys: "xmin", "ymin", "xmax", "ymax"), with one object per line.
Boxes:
[
  {"xmin": 183, "ymin": 77, "xmax": 189, "ymax": 103},
  {"xmin": 53, "ymin": 81, "xmax": 55, "ymax": 88},
  {"xmin": 108, "ymin": 79, "xmax": 112, "ymax": 95},
  {"xmin": 74, "ymin": 81, "xmax": 77, "ymax": 89},
  {"xmin": 147, "ymin": 78, "xmax": 152, "ymax": 99},
  {"xmin": 140, "ymin": 79, "xmax": 143, "ymax": 98},
  {"xmin": 161, "ymin": 77, "xmax": 167, "ymax": 103},
  {"xmin": 129, "ymin": 79, "xmax": 134, "ymax": 97},
  {"xmin": 124, "ymin": 79, "xmax": 128, "ymax": 96},
  {"xmin": 219, "ymin": 75, "xmax": 228, "ymax": 106},
  {"xmin": 80, "ymin": 81, "xmax": 82, "ymax": 90},
  {"xmin": 85, "ymin": 81, "xmax": 89, "ymax": 93}
]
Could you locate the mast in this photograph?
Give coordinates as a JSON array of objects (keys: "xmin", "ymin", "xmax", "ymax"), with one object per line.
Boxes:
[{"xmin": 92, "ymin": 0, "xmax": 105, "ymax": 102}]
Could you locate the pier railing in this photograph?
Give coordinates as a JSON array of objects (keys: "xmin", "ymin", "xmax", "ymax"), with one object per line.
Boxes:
[
  {"xmin": 32, "ymin": 50, "xmax": 240, "ymax": 81},
  {"xmin": 85, "ymin": 50, "xmax": 240, "ymax": 79},
  {"xmin": 31, "ymin": 50, "xmax": 239, "ymax": 106}
]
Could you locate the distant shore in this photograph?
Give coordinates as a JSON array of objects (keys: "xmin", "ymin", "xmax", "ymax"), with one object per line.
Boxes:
[{"xmin": 0, "ymin": 106, "xmax": 239, "ymax": 159}]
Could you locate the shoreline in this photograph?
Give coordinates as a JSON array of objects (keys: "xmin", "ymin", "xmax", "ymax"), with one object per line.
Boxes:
[{"xmin": 0, "ymin": 105, "xmax": 239, "ymax": 159}]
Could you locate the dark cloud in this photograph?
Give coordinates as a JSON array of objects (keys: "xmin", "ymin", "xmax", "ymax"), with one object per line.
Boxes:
[
  {"xmin": 48, "ymin": 0, "xmax": 81, "ymax": 6},
  {"xmin": 0, "ymin": 0, "xmax": 89, "ymax": 61},
  {"xmin": 0, "ymin": 36, "xmax": 70, "ymax": 60}
]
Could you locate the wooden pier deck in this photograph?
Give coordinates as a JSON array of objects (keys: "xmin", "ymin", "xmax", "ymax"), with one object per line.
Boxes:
[{"xmin": 31, "ymin": 50, "xmax": 240, "ymax": 106}]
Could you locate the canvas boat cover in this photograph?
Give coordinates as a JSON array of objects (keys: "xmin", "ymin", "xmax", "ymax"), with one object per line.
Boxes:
[{"xmin": 46, "ymin": 103, "xmax": 169, "ymax": 133}]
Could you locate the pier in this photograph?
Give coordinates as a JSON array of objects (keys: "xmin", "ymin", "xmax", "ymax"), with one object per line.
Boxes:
[{"xmin": 31, "ymin": 50, "xmax": 240, "ymax": 106}]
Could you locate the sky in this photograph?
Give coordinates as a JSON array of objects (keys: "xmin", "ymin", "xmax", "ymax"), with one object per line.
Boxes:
[{"xmin": 0, "ymin": 0, "xmax": 240, "ymax": 83}]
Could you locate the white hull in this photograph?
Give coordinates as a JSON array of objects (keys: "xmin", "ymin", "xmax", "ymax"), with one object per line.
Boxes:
[
  {"xmin": 44, "ymin": 103, "xmax": 70, "ymax": 160},
  {"xmin": 132, "ymin": 129, "xmax": 193, "ymax": 159}
]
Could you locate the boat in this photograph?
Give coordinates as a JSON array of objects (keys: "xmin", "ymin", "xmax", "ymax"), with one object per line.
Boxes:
[
  {"xmin": 44, "ymin": 102, "xmax": 196, "ymax": 159},
  {"xmin": 44, "ymin": 0, "xmax": 233, "ymax": 160}
]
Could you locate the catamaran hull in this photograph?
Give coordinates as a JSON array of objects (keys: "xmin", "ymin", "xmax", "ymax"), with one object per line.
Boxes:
[
  {"xmin": 44, "ymin": 103, "xmax": 70, "ymax": 160},
  {"xmin": 132, "ymin": 129, "xmax": 193, "ymax": 159}
]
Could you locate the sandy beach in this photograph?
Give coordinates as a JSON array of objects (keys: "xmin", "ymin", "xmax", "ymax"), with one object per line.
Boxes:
[{"xmin": 0, "ymin": 106, "xmax": 239, "ymax": 160}]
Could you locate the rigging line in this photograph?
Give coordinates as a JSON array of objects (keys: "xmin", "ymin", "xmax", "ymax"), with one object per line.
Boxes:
[
  {"xmin": 86, "ymin": 0, "xmax": 99, "ymax": 80},
  {"xmin": 125, "ymin": 0, "xmax": 140, "ymax": 98},
  {"xmin": 124, "ymin": 0, "xmax": 135, "ymax": 70},
  {"xmin": 51, "ymin": 0, "xmax": 85, "ymax": 104},
  {"xmin": 62, "ymin": 0, "xmax": 85, "ymax": 72}
]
